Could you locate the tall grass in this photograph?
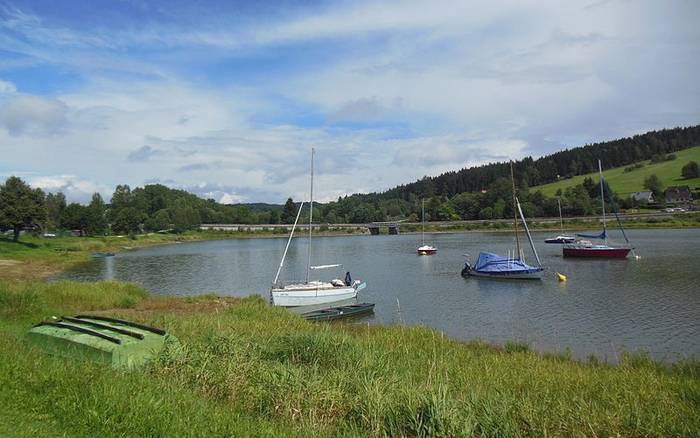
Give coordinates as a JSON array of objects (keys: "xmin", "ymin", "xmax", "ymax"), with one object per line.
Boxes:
[{"xmin": 2, "ymin": 282, "xmax": 699, "ymax": 436}]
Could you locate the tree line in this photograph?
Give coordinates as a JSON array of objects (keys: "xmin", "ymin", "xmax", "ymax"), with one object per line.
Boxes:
[
  {"xmin": 2, "ymin": 126, "xmax": 698, "ymax": 239},
  {"xmin": 312, "ymin": 125, "xmax": 700, "ymax": 223},
  {"xmin": 0, "ymin": 179, "xmax": 282, "ymax": 240}
]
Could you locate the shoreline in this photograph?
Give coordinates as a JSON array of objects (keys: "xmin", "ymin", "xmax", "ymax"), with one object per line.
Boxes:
[
  {"xmin": 2, "ymin": 278, "xmax": 698, "ymax": 436},
  {"xmin": 1, "ymin": 228, "xmax": 699, "ymax": 435},
  {"xmin": 3, "ymin": 215, "xmax": 698, "ymax": 280}
]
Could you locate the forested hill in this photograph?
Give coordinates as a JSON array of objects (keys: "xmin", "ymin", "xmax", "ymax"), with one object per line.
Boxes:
[
  {"xmin": 3, "ymin": 125, "xmax": 699, "ymax": 237},
  {"xmin": 380, "ymin": 125, "xmax": 700, "ymax": 201},
  {"xmin": 310, "ymin": 124, "xmax": 700, "ymax": 223}
]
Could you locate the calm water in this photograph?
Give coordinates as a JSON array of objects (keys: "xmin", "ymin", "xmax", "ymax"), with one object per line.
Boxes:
[{"xmin": 58, "ymin": 229, "xmax": 700, "ymax": 361}]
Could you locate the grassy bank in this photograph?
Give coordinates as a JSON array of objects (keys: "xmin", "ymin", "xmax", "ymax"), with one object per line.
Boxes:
[
  {"xmin": 533, "ymin": 145, "xmax": 700, "ymax": 197},
  {"xmin": 1, "ymin": 281, "xmax": 699, "ymax": 436}
]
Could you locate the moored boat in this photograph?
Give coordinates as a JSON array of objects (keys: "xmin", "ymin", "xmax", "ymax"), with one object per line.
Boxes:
[
  {"xmin": 301, "ymin": 302, "xmax": 375, "ymax": 321},
  {"xmin": 563, "ymin": 160, "xmax": 633, "ymax": 259},
  {"xmin": 461, "ymin": 252, "xmax": 543, "ymax": 279},
  {"xmin": 417, "ymin": 245, "xmax": 437, "ymax": 255},
  {"xmin": 545, "ymin": 235, "xmax": 576, "ymax": 244},
  {"xmin": 270, "ymin": 148, "xmax": 366, "ymax": 307},
  {"xmin": 417, "ymin": 199, "xmax": 437, "ymax": 255},
  {"xmin": 563, "ymin": 241, "xmax": 630, "ymax": 258},
  {"xmin": 462, "ymin": 162, "xmax": 544, "ymax": 280},
  {"xmin": 545, "ymin": 198, "xmax": 575, "ymax": 244}
]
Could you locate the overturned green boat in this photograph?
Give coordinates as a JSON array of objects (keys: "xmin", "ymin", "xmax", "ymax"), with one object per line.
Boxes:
[{"xmin": 27, "ymin": 315, "xmax": 180, "ymax": 369}]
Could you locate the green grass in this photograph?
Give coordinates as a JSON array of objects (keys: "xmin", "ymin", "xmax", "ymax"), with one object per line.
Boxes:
[
  {"xmin": 534, "ymin": 145, "xmax": 700, "ymax": 197},
  {"xmin": 1, "ymin": 281, "xmax": 699, "ymax": 436},
  {"xmin": 0, "ymin": 232, "xmax": 288, "ymax": 280}
]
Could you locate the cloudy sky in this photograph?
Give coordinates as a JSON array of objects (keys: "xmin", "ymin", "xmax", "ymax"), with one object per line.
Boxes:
[{"xmin": 0, "ymin": 0, "xmax": 698, "ymax": 204}]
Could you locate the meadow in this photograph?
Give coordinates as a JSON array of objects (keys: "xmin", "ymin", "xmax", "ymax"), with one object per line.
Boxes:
[
  {"xmin": 533, "ymin": 145, "xmax": 700, "ymax": 197},
  {"xmin": 1, "ymin": 280, "xmax": 699, "ymax": 436}
]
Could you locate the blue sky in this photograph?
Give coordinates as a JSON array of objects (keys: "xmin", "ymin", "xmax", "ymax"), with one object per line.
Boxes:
[{"xmin": 0, "ymin": 0, "xmax": 699, "ymax": 203}]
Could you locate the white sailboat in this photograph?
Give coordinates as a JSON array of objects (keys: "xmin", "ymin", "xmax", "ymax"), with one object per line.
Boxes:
[
  {"xmin": 417, "ymin": 199, "xmax": 437, "ymax": 255},
  {"xmin": 270, "ymin": 148, "xmax": 366, "ymax": 307},
  {"xmin": 544, "ymin": 198, "xmax": 575, "ymax": 244}
]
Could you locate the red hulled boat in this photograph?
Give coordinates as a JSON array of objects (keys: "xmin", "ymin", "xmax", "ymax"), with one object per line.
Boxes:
[
  {"xmin": 562, "ymin": 160, "xmax": 634, "ymax": 259},
  {"xmin": 563, "ymin": 240, "xmax": 631, "ymax": 258}
]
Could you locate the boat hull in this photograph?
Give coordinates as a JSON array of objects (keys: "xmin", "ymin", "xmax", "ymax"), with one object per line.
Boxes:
[
  {"xmin": 302, "ymin": 303, "xmax": 375, "ymax": 321},
  {"xmin": 417, "ymin": 249, "xmax": 437, "ymax": 255},
  {"xmin": 466, "ymin": 268, "xmax": 544, "ymax": 280},
  {"xmin": 563, "ymin": 246, "xmax": 630, "ymax": 258},
  {"xmin": 271, "ymin": 283, "xmax": 363, "ymax": 307}
]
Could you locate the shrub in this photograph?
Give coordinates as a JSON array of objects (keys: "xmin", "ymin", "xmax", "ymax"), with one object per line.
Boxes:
[{"xmin": 681, "ymin": 161, "xmax": 699, "ymax": 179}]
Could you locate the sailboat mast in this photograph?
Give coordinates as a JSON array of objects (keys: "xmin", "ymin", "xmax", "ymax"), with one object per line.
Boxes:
[
  {"xmin": 510, "ymin": 161, "xmax": 521, "ymax": 259},
  {"xmin": 557, "ymin": 198, "xmax": 564, "ymax": 235},
  {"xmin": 306, "ymin": 148, "xmax": 314, "ymax": 284},
  {"xmin": 272, "ymin": 201, "xmax": 305, "ymax": 287},
  {"xmin": 421, "ymin": 199, "xmax": 425, "ymax": 246},
  {"xmin": 598, "ymin": 159, "xmax": 607, "ymax": 244},
  {"xmin": 517, "ymin": 197, "xmax": 542, "ymax": 267}
]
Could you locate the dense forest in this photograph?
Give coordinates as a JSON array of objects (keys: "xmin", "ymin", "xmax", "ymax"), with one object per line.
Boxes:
[
  {"xmin": 312, "ymin": 125, "xmax": 700, "ymax": 223},
  {"xmin": 1, "ymin": 125, "xmax": 698, "ymax": 238}
]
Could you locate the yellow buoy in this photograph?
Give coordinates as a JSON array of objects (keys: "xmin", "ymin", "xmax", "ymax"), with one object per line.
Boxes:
[{"xmin": 556, "ymin": 272, "xmax": 567, "ymax": 282}]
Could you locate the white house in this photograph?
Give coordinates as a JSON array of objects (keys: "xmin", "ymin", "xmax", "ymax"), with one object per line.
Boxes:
[{"xmin": 630, "ymin": 191, "xmax": 655, "ymax": 204}]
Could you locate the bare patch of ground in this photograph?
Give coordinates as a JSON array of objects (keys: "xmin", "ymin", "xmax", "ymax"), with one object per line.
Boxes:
[
  {"xmin": 0, "ymin": 259, "xmax": 62, "ymax": 281},
  {"xmin": 95, "ymin": 296, "xmax": 243, "ymax": 319}
]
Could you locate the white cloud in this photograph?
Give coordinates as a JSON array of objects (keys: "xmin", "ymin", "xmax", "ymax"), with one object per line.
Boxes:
[
  {"xmin": 0, "ymin": 1, "xmax": 698, "ymax": 204},
  {"xmin": 217, "ymin": 192, "xmax": 243, "ymax": 205},
  {"xmin": 26, "ymin": 174, "xmax": 111, "ymax": 203},
  {"xmin": 0, "ymin": 79, "xmax": 16, "ymax": 94},
  {"xmin": 0, "ymin": 94, "xmax": 68, "ymax": 136}
]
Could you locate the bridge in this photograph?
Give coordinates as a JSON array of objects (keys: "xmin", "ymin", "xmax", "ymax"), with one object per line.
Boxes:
[{"xmin": 365, "ymin": 221, "xmax": 404, "ymax": 235}]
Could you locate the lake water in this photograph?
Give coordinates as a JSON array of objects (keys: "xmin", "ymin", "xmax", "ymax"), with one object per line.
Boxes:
[{"xmin": 58, "ymin": 229, "xmax": 700, "ymax": 362}]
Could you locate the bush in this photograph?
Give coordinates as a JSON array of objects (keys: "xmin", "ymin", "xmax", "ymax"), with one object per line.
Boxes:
[
  {"xmin": 623, "ymin": 163, "xmax": 645, "ymax": 173},
  {"xmin": 681, "ymin": 161, "xmax": 699, "ymax": 179}
]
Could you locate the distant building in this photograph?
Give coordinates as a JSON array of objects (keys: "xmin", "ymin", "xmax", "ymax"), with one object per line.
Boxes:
[
  {"xmin": 630, "ymin": 191, "xmax": 654, "ymax": 204},
  {"xmin": 664, "ymin": 186, "xmax": 693, "ymax": 203}
]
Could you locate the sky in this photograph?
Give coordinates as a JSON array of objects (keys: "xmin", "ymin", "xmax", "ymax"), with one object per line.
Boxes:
[{"xmin": 0, "ymin": 0, "xmax": 698, "ymax": 204}]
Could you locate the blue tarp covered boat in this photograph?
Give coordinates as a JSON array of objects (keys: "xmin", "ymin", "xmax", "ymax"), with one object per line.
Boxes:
[
  {"xmin": 462, "ymin": 252, "xmax": 544, "ymax": 279},
  {"xmin": 462, "ymin": 162, "xmax": 544, "ymax": 280}
]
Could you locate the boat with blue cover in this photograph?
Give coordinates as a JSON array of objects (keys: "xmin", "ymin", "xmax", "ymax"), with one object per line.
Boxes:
[
  {"xmin": 462, "ymin": 162, "xmax": 544, "ymax": 280},
  {"xmin": 462, "ymin": 252, "xmax": 543, "ymax": 279}
]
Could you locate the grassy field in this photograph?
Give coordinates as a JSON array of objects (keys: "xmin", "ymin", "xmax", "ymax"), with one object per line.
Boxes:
[
  {"xmin": 533, "ymin": 145, "xmax": 700, "ymax": 197},
  {"xmin": 1, "ymin": 280, "xmax": 699, "ymax": 436}
]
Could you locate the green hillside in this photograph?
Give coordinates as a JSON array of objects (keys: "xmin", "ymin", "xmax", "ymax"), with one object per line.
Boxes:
[{"xmin": 533, "ymin": 145, "xmax": 700, "ymax": 197}]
